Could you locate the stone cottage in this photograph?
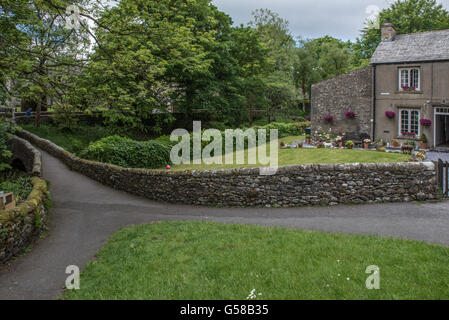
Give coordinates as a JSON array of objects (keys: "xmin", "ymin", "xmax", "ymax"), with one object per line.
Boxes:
[{"xmin": 311, "ymin": 21, "xmax": 449, "ymax": 148}]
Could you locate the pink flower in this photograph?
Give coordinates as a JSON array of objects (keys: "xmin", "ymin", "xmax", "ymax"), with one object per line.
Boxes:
[
  {"xmin": 323, "ymin": 115, "xmax": 334, "ymax": 123},
  {"xmin": 166, "ymin": 165, "xmax": 171, "ymax": 169},
  {"xmin": 385, "ymin": 111, "xmax": 396, "ymax": 119},
  {"xmin": 345, "ymin": 110, "xmax": 356, "ymax": 119}
]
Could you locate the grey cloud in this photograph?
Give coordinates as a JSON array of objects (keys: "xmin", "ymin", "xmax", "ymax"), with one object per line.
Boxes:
[{"xmin": 213, "ymin": 0, "xmax": 449, "ymax": 41}]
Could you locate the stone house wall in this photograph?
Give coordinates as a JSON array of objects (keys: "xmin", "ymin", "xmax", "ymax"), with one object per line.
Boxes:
[{"xmin": 311, "ymin": 67, "xmax": 373, "ymax": 137}]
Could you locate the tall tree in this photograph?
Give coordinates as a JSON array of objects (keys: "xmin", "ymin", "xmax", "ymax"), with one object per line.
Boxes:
[
  {"xmin": 293, "ymin": 37, "xmax": 356, "ymax": 111},
  {"xmin": 249, "ymin": 9, "xmax": 296, "ymax": 74},
  {"xmin": 0, "ymin": 0, "xmax": 90, "ymax": 127},
  {"xmin": 293, "ymin": 41, "xmax": 319, "ymax": 112},
  {"xmin": 80, "ymin": 0, "xmax": 256, "ymax": 131},
  {"xmin": 230, "ymin": 26, "xmax": 270, "ymax": 126},
  {"xmin": 355, "ymin": 0, "xmax": 449, "ymax": 59}
]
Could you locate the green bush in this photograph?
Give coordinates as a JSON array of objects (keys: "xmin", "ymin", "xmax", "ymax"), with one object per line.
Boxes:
[
  {"xmin": 0, "ymin": 170, "xmax": 33, "ymax": 202},
  {"xmin": 154, "ymin": 135, "xmax": 178, "ymax": 148},
  {"xmin": 206, "ymin": 121, "xmax": 228, "ymax": 132},
  {"xmin": 51, "ymin": 103, "xmax": 80, "ymax": 131},
  {"xmin": 251, "ymin": 121, "xmax": 309, "ymax": 138},
  {"xmin": 0, "ymin": 119, "xmax": 13, "ymax": 171},
  {"xmin": 80, "ymin": 135, "xmax": 171, "ymax": 169},
  {"xmin": 156, "ymin": 121, "xmax": 311, "ymax": 160}
]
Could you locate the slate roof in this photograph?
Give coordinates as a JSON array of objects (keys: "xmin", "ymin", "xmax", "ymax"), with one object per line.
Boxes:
[{"xmin": 371, "ymin": 29, "xmax": 449, "ymax": 64}]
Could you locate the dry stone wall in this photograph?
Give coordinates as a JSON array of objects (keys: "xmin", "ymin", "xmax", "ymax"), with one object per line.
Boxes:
[{"xmin": 16, "ymin": 130, "xmax": 439, "ymax": 208}]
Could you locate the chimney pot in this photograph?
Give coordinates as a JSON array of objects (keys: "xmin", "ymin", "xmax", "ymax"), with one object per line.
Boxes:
[{"xmin": 381, "ymin": 20, "xmax": 396, "ymax": 41}]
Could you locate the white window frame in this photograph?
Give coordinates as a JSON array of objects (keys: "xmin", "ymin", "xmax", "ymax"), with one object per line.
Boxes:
[
  {"xmin": 398, "ymin": 68, "xmax": 420, "ymax": 91},
  {"xmin": 399, "ymin": 109, "xmax": 420, "ymax": 136}
]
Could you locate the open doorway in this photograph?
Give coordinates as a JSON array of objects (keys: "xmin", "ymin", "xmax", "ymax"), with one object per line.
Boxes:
[{"xmin": 435, "ymin": 111, "xmax": 449, "ymax": 147}]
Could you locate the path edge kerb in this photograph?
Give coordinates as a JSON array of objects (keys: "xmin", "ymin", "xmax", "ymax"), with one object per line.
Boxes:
[{"xmin": 16, "ymin": 129, "xmax": 439, "ymax": 207}]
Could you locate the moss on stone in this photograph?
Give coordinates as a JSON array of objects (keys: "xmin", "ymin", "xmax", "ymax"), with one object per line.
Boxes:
[{"xmin": 0, "ymin": 177, "xmax": 48, "ymax": 222}]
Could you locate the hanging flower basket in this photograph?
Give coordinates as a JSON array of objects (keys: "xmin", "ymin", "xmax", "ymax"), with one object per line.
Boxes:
[
  {"xmin": 345, "ymin": 110, "xmax": 356, "ymax": 119},
  {"xmin": 323, "ymin": 115, "xmax": 334, "ymax": 123},
  {"xmin": 420, "ymin": 118, "xmax": 432, "ymax": 127},
  {"xmin": 385, "ymin": 111, "xmax": 396, "ymax": 119}
]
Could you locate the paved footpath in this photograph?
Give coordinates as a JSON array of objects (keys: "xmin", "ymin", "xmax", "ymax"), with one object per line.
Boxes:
[{"xmin": 1, "ymin": 150, "xmax": 449, "ymax": 299}]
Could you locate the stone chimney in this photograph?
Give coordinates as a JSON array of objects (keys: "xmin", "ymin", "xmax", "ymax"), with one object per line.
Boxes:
[{"xmin": 381, "ymin": 19, "xmax": 396, "ymax": 41}]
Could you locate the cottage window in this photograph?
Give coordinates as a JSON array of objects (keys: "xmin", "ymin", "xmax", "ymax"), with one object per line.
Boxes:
[
  {"xmin": 399, "ymin": 68, "xmax": 420, "ymax": 91},
  {"xmin": 399, "ymin": 109, "xmax": 420, "ymax": 136}
]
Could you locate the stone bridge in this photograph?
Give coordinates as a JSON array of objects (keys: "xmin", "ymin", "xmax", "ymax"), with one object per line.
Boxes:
[{"xmin": 7, "ymin": 135, "xmax": 42, "ymax": 176}]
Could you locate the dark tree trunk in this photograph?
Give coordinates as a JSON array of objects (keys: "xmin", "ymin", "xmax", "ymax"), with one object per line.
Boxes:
[
  {"xmin": 302, "ymin": 83, "xmax": 307, "ymax": 113},
  {"xmin": 35, "ymin": 96, "xmax": 45, "ymax": 128},
  {"xmin": 248, "ymin": 94, "xmax": 254, "ymax": 127}
]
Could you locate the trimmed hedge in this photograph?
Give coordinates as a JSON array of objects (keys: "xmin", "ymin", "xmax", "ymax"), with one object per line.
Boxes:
[
  {"xmin": 157, "ymin": 121, "xmax": 310, "ymax": 147},
  {"xmin": 80, "ymin": 135, "xmax": 171, "ymax": 169},
  {"xmin": 250, "ymin": 122, "xmax": 309, "ymax": 138}
]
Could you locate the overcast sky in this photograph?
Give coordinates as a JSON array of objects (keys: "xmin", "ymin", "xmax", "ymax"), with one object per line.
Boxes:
[{"xmin": 212, "ymin": 0, "xmax": 449, "ymax": 41}]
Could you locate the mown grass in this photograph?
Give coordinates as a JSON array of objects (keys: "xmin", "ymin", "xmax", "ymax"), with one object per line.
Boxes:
[
  {"xmin": 23, "ymin": 126, "xmax": 409, "ymax": 170},
  {"xmin": 63, "ymin": 221, "xmax": 449, "ymax": 300},
  {"xmin": 171, "ymin": 136, "xmax": 409, "ymax": 171}
]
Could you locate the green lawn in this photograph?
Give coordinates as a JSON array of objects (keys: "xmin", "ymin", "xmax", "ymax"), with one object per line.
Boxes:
[
  {"xmin": 21, "ymin": 124, "xmax": 110, "ymax": 155},
  {"xmin": 172, "ymin": 136, "xmax": 409, "ymax": 171},
  {"xmin": 62, "ymin": 221, "xmax": 449, "ymax": 300},
  {"xmin": 21, "ymin": 127, "xmax": 409, "ymax": 170}
]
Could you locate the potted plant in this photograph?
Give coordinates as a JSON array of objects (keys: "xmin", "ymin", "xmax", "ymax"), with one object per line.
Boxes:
[
  {"xmin": 420, "ymin": 133, "xmax": 428, "ymax": 149},
  {"xmin": 316, "ymin": 142, "xmax": 325, "ymax": 149},
  {"xmin": 385, "ymin": 111, "xmax": 396, "ymax": 119},
  {"xmin": 305, "ymin": 134, "xmax": 311, "ymax": 145},
  {"xmin": 345, "ymin": 140, "xmax": 354, "ymax": 149},
  {"xmin": 401, "ymin": 141, "xmax": 416, "ymax": 154},
  {"xmin": 297, "ymin": 141, "xmax": 303, "ymax": 148},
  {"xmin": 363, "ymin": 139, "xmax": 371, "ymax": 149},
  {"xmin": 391, "ymin": 139, "xmax": 400, "ymax": 148},
  {"xmin": 375, "ymin": 138, "xmax": 386, "ymax": 148},
  {"xmin": 335, "ymin": 136, "xmax": 343, "ymax": 148}
]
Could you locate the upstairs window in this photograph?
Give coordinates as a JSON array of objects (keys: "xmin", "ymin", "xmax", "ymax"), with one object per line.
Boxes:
[{"xmin": 399, "ymin": 68, "xmax": 420, "ymax": 91}]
